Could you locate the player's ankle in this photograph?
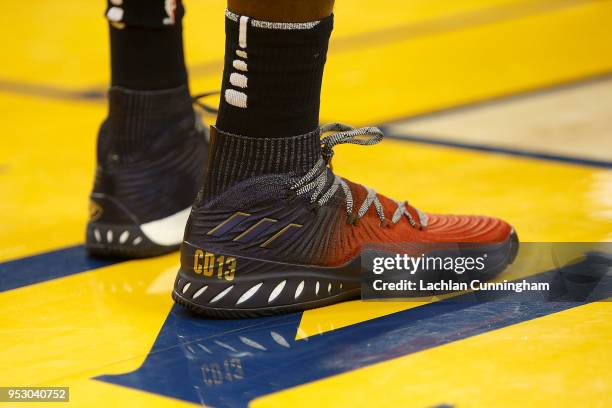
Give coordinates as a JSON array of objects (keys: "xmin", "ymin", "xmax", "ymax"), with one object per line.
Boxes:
[
  {"xmin": 198, "ymin": 126, "xmax": 320, "ymax": 204},
  {"xmin": 98, "ymin": 85, "xmax": 197, "ymax": 164}
]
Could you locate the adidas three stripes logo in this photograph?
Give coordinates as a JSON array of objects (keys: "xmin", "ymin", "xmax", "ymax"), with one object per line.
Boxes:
[{"xmin": 207, "ymin": 212, "xmax": 302, "ymax": 248}]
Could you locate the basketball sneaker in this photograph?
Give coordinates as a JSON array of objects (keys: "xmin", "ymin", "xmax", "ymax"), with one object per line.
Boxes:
[
  {"xmin": 173, "ymin": 124, "xmax": 518, "ymax": 317},
  {"xmin": 86, "ymin": 85, "xmax": 208, "ymax": 258}
]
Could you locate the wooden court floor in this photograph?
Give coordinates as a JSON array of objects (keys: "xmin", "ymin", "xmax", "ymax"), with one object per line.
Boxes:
[{"xmin": 0, "ymin": 0, "xmax": 611, "ymax": 407}]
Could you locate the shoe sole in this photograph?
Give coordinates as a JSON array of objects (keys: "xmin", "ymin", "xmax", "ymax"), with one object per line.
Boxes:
[
  {"xmin": 172, "ymin": 231, "xmax": 519, "ymax": 318},
  {"xmin": 86, "ymin": 222, "xmax": 181, "ymax": 258},
  {"xmin": 86, "ymin": 204, "xmax": 191, "ymax": 258}
]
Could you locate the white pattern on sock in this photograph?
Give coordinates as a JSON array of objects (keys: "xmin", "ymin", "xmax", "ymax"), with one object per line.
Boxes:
[
  {"xmin": 226, "ymin": 9, "xmax": 321, "ymax": 29},
  {"xmin": 239, "ymin": 16, "xmax": 249, "ymax": 48},
  {"xmin": 232, "ymin": 60, "xmax": 248, "ymax": 72},
  {"xmin": 225, "ymin": 89, "xmax": 248, "ymax": 108},
  {"xmin": 229, "ymin": 73, "xmax": 248, "ymax": 88},
  {"xmin": 162, "ymin": 0, "xmax": 177, "ymax": 25},
  {"xmin": 107, "ymin": 7, "xmax": 124, "ymax": 22}
]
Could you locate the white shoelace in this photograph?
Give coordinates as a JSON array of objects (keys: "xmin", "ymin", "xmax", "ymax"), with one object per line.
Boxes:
[{"xmin": 290, "ymin": 123, "xmax": 428, "ymax": 228}]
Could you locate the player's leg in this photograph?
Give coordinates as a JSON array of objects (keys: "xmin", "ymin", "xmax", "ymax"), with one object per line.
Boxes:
[
  {"xmin": 172, "ymin": 0, "xmax": 519, "ymax": 317},
  {"xmin": 86, "ymin": 0, "xmax": 208, "ymax": 258},
  {"xmin": 215, "ymin": 0, "xmax": 334, "ymax": 140}
]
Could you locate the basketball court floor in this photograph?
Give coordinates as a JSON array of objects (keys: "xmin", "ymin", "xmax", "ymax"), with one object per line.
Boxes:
[{"xmin": 1, "ymin": 0, "xmax": 611, "ymax": 406}]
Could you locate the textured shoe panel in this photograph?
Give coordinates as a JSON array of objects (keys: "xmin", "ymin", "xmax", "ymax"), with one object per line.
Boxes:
[
  {"xmin": 326, "ymin": 180, "xmax": 513, "ymax": 255},
  {"xmin": 176, "ymin": 124, "xmax": 518, "ymax": 316},
  {"xmin": 91, "ymin": 85, "xmax": 208, "ymax": 225},
  {"xmin": 93, "ymin": 131, "xmax": 206, "ymax": 223},
  {"xmin": 185, "ymin": 171, "xmax": 513, "ymax": 268},
  {"xmin": 186, "ymin": 184, "xmax": 341, "ymax": 266},
  {"xmin": 424, "ymin": 214, "xmax": 512, "ymax": 242}
]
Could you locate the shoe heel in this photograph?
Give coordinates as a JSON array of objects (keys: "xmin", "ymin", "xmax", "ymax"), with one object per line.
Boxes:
[
  {"xmin": 172, "ymin": 242, "xmax": 361, "ymax": 318},
  {"xmin": 86, "ymin": 195, "xmax": 180, "ymax": 258}
]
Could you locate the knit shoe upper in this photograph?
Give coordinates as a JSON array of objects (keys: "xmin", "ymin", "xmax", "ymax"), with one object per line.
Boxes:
[
  {"xmin": 185, "ymin": 124, "xmax": 513, "ymax": 267},
  {"xmin": 174, "ymin": 124, "xmax": 517, "ymax": 317},
  {"xmin": 87, "ymin": 85, "xmax": 208, "ymax": 257}
]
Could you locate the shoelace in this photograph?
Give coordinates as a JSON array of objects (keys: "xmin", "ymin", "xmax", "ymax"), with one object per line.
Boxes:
[
  {"xmin": 290, "ymin": 123, "xmax": 428, "ymax": 228},
  {"xmin": 192, "ymin": 91, "xmax": 220, "ymax": 114}
]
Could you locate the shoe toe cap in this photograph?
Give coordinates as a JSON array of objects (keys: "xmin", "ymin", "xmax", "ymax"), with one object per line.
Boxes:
[{"xmin": 425, "ymin": 213, "xmax": 514, "ymax": 243}]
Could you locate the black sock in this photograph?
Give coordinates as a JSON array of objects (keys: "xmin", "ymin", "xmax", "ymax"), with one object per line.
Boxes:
[
  {"xmin": 110, "ymin": 25, "xmax": 187, "ymax": 90},
  {"xmin": 202, "ymin": 127, "xmax": 321, "ymax": 201},
  {"xmin": 106, "ymin": 0, "xmax": 187, "ymax": 90},
  {"xmin": 216, "ymin": 10, "xmax": 333, "ymax": 138}
]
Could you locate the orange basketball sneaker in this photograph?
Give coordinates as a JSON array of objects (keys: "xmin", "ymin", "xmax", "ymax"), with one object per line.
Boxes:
[{"xmin": 173, "ymin": 124, "xmax": 519, "ymax": 318}]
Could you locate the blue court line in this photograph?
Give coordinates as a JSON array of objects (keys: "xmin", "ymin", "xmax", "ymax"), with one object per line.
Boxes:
[
  {"xmin": 0, "ymin": 245, "xmax": 119, "ymax": 293},
  {"xmin": 97, "ymin": 253, "xmax": 612, "ymax": 407},
  {"xmin": 374, "ymin": 72, "xmax": 612, "ymax": 169},
  {"xmin": 381, "ymin": 71, "xmax": 612, "ymax": 125},
  {"xmin": 0, "ymin": 79, "xmax": 104, "ymax": 101},
  {"xmin": 380, "ymin": 128, "xmax": 612, "ymax": 169}
]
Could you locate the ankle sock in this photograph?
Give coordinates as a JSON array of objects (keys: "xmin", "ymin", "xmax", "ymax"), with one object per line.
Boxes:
[
  {"xmin": 201, "ymin": 127, "xmax": 321, "ymax": 201},
  {"xmin": 216, "ymin": 10, "xmax": 333, "ymax": 139},
  {"xmin": 99, "ymin": 85, "xmax": 194, "ymax": 164},
  {"xmin": 105, "ymin": 0, "xmax": 188, "ymax": 90}
]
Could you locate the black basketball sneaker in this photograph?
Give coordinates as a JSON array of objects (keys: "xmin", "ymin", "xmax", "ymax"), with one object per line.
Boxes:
[
  {"xmin": 172, "ymin": 125, "xmax": 518, "ymax": 318},
  {"xmin": 86, "ymin": 85, "xmax": 208, "ymax": 258}
]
